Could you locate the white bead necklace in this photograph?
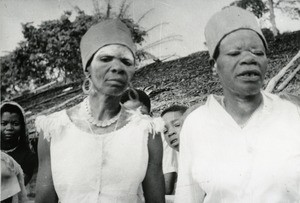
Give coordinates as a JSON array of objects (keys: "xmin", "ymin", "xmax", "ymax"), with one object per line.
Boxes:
[{"xmin": 84, "ymin": 98, "xmax": 121, "ymax": 127}]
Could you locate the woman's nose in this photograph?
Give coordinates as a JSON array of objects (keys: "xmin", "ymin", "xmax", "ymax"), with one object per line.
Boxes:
[
  {"xmin": 5, "ymin": 123, "xmax": 13, "ymax": 130},
  {"xmin": 110, "ymin": 60, "xmax": 125, "ymax": 74},
  {"xmin": 240, "ymin": 52, "xmax": 258, "ymax": 65}
]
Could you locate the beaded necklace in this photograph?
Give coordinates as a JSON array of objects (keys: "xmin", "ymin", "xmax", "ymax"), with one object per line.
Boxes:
[{"xmin": 84, "ymin": 98, "xmax": 121, "ymax": 128}]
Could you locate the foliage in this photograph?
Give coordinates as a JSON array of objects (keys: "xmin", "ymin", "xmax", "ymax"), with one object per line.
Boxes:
[
  {"xmin": 1, "ymin": 3, "xmax": 148, "ymax": 100},
  {"xmin": 230, "ymin": 0, "xmax": 267, "ymax": 18},
  {"xmin": 18, "ymin": 30, "xmax": 300, "ymax": 119},
  {"xmin": 229, "ymin": 0, "xmax": 300, "ymax": 36},
  {"xmin": 230, "ymin": 0, "xmax": 300, "ymax": 18}
]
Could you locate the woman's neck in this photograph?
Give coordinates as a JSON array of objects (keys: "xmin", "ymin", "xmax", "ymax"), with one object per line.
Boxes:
[
  {"xmin": 88, "ymin": 93, "xmax": 121, "ymax": 121},
  {"xmin": 1, "ymin": 141, "xmax": 19, "ymax": 151},
  {"xmin": 222, "ymin": 90, "xmax": 263, "ymax": 126}
]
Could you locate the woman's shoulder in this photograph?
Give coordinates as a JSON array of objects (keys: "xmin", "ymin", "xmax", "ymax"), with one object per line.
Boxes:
[
  {"xmin": 1, "ymin": 151, "xmax": 23, "ymax": 176},
  {"xmin": 35, "ymin": 108, "xmax": 72, "ymax": 141},
  {"xmin": 125, "ymin": 109, "xmax": 165, "ymax": 137}
]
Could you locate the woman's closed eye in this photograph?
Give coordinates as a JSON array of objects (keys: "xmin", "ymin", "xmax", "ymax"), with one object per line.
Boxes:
[
  {"xmin": 121, "ymin": 59, "xmax": 134, "ymax": 66},
  {"xmin": 99, "ymin": 56, "xmax": 113, "ymax": 62},
  {"xmin": 227, "ymin": 50, "xmax": 241, "ymax": 56},
  {"xmin": 251, "ymin": 50, "xmax": 265, "ymax": 56}
]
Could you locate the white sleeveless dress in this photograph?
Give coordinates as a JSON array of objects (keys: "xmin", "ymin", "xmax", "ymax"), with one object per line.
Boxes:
[{"xmin": 35, "ymin": 103, "xmax": 164, "ymax": 203}]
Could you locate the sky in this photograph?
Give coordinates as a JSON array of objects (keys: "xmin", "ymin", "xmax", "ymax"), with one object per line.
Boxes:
[{"xmin": 1, "ymin": 0, "xmax": 300, "ymax": 60}]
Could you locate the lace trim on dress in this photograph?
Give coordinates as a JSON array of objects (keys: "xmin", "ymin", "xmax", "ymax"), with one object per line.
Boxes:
[
  {"xmin": 126, "ymin": 108, "xmax": 165, "ymax": 139},
  {"xmin": 35, "ymin": 110, "xmax": 70, "ymax": 141}
]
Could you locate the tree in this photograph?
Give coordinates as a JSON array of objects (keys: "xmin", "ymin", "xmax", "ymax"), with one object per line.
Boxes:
[
  {"xmin": 230, "ymin": 0, "xmax": 267, "ymax": 18},
  {"xmin": 1, "ymin": 2, "xmax": 148, "ymax": 100},
  {"xmin": 268, "ymin": 0, "xmax": 278, "ymax": 36},
  {"xmin": 229, "ymin": 0, "xmax": 300, "ymax": 36}
]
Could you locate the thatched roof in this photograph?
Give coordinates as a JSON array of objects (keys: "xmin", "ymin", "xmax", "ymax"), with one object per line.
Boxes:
[{"xmin": 12, "ymin": 30, "xmax": 300, "ymax": 138}]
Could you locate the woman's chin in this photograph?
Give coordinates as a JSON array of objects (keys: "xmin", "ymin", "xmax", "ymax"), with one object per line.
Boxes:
[
  {"xmin": 105, "ymin": 89, "xmax": 127, "ymax": 97},
  {"xmin": 229, "ymin": 84, "xmax": 262, "ymax": 97}
]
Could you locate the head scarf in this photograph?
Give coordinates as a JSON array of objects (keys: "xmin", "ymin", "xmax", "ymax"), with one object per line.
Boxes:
[
  {"xmin": 0, "ymin": 101, "xmax": 28, "ymax": 146},
  {"xmin": 204, "ymin": 6, "xmax": 268, "ymax": 60},
  {"xmin": 80, "ymin": 18, "xmax": 137, "ymax": 73}
]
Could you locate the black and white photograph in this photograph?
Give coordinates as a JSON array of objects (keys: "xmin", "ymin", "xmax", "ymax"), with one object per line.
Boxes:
[{"xmin": 1, "ymin": 0, "xmax": 300, "ymax": 202}]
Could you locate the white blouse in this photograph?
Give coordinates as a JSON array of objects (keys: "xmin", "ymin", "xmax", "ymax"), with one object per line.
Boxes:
[
  {"xmin": 36, "ymin": 102, "xmax": 164, "ymax": 203},
  {"xmin": 175, "ymin": 91, "xmax": 300, "ymax": 203}
]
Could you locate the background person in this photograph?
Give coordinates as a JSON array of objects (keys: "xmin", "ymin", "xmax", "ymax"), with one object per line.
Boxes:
[
  {"xmin": 1, "ymin": 102, "xmax": 38, "ymax": 186},
  {"xmin": 120, "ymin": 89, "xmax": 151, "ymax": 115},
  {"xmin": 161, "ymin": 105, "xmax": 188, "ymax": 152},
  {"xmin": 175, "ymin": 6, "xmax": 300, "ymax": 203},
  {"xmin": 161, "ymin": 105, "xmax": 187, "ymax": 195},
  {"xmin": 1, "ymin": 151, "xmax": 28, "ymax": 203},
  {"xmin": 35, "ymin": 19, "xmax": 165, "ymax": 203}
]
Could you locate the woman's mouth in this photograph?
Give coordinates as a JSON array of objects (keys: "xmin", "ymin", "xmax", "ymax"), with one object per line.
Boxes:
[
  {"xmin": 237, "ymin": 70, "xmax": 261, "ymax": 81},
  {"xmin": 107, "ymin": 79, "xmax": 126, "ymax": 86},
  {"xmin": 2, "ymin": 133, "xmax": 16, "ymax": 140}
]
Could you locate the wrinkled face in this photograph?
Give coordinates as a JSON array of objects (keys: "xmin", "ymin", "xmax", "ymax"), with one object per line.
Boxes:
[
  {"xmin": 88, "ymin": 44, "xmax": 135, "ymax": 96},
  {"xmin": 216, "ymin": 30, "xmax": 267, "ymax": 96},
  {"xmin": 1, "ymin": 112, "xmax": 21, "ymax": 144},
  {"xmin": 162, "ymin": 111, "xmax": 183, "ymax": 151}
]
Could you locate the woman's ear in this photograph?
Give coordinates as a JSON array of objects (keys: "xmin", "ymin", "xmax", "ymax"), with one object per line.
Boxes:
[
  {"xmin": 85, "ymin": 66, "xmax": 91, "ymax": 77},
  {"xmin": 209, "ymin": 59, "xmax": 217, "ymax": 76}
]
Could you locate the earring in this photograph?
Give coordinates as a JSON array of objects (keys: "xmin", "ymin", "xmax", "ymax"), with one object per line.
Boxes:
[
  {"xmin": 82, "ymin": 76, "xmax": 94, "ymax": 95},
  {"xmin": 212, "ymin": 63, "xmax": 218, "ymax": 76}
]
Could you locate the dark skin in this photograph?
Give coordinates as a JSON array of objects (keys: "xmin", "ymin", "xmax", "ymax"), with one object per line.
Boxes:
[
  {"xmin": 35, "ymin": 132, "xmax": 58, "ymax": 203},
  {"xmin": 215, "ymin": 30, "xmax": 268, "ymax": 126},
  {"xmin": 1, "ymin": 112, "xmax": 21, "ymax": 151},
  {"xmin": 1, "ymin": 111, "xmax": 36, "ymax": 185},
  {"xmin": 36, "ymin": 45, "xmax": 165, "ymax": 203}
]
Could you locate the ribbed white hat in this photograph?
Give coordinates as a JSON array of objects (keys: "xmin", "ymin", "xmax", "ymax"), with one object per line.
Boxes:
[
  {"xmin": 204, "ymin": 6, "xmax": 267, "ymax": 60},
  {"xmin": 80, "ymin": 19, "xmax": 136, "ymax": 72}
]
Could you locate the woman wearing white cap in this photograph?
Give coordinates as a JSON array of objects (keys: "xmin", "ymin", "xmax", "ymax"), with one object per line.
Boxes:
[
  {"xmin": 35, "ymin": 19, "xmax": 165, "ymax": 203},
  {"xmin": 175, "ymin": 7, "xmax": 300, "ymax": 203}
]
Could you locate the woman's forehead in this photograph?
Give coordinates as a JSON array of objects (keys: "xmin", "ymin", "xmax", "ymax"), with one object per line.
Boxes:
[
  {"xmin": 95, "ymin": 44, "xmax": 134, "ymax": 58},
  {"xmin": 220, "ymin": 29, "xmax": 265, "ymax": 50},
  {"xmin": 1, "ymin": 111, "xmax": 20, "ymax": 119}
]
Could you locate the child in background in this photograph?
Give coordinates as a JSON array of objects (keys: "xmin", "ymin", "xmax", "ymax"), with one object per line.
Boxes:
[
  {"xmin": 1, "ymin": 102, "xmax": 38, "ymax": 186},
  {"xmin": 1, "ymin": 151, "xmax": 28, "ymax": 203},
  {"xmin": 161, "ymin": 105, "xmax": 188, "ymax": 195},
  {"xmin": 120, "ymin": 89, "xmax": 151, "ymax": 115}
]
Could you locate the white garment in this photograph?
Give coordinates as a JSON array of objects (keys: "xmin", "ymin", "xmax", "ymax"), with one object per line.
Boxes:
[
  {"xmin": 1, "ymin": 152, "xmax": 28, "ymax": 203},
  {"xmin": 175, "ymin": 91, "xmax": 300, "ymax": 203},
  {"xmin": 35, "ymin": 104, "xmax": 164, "ymax": 203},
  {"xmin": 161, "ymin": 135, "xmax": 178, "ymax": 174}
]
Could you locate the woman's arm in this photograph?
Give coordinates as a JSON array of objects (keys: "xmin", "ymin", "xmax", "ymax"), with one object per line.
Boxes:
[
  {"xmin": 23, "ymin": 151, "xmax": 38, "ymax": 185},
  {"xmin": 142, "ymin": 132, "xmax": 165, "ymax": 203},
  {"xmin": 35, "ymin": 132, "xmax": 58, "ymax": 203},
  {"xmin": 164, "ymin": 172, "xmax": 177, "ymax": 194}
]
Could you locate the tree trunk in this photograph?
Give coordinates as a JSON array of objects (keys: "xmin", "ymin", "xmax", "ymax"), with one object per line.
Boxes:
[
  {"xmin": 265, "ymin": 51, "xmax": 300, "ymax": 92},
  {"xmin": 268, "ymin": 0, "xmax": 279, "ymax": 36}
]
